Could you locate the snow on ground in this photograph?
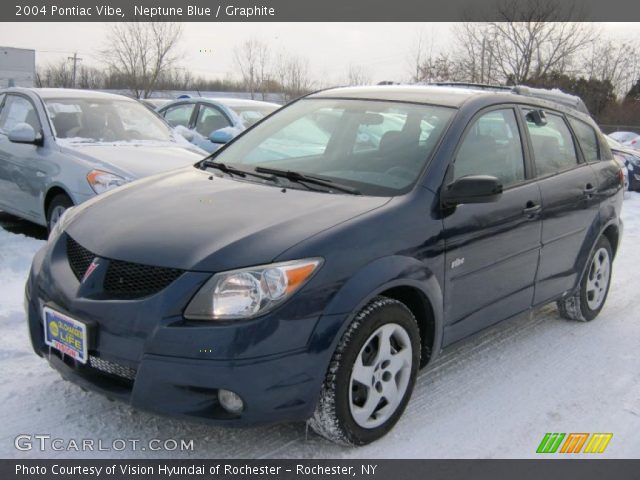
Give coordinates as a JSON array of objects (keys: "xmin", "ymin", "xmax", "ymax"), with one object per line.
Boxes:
[{"xmin": 1, "ymin": 194, "xmax": 639, "ymax": 459}]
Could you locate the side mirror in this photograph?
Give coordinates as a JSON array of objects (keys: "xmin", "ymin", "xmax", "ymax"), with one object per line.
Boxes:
[
  {"xmin": 526, "ymin": 109, "xmax": 547, "ymax": 126},
  {"xmin": 442, "ymin": 175, "xmax": 503, "ymax": 207},
  {"xmin": 209, "ymin": 128, "xmax": 234, "ymax": 144},
  {"xmin": 8, "ymin": 123, "xmax": 42, "ymax": 145}
]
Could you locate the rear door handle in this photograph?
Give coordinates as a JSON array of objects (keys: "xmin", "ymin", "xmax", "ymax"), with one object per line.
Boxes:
[{"xmin": 523, "ymin": 201, "xmax": 542, "ymax": 218}]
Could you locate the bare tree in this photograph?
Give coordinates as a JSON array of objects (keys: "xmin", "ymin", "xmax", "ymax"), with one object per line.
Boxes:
[
  {"xmin": 408, "ymin": 30, "xmax": 463, "ymax": 83},
  {"xmin": 346, "ymin": 63, "xmax": 371, "ymax": 86},
  {"xmin": 36, "ymin": 59, "xmax": 74, "ymax": 88},
  {"xmin": 454, "ymin": 0, "xmax": 594, "ymax": 85},
  {"xmin": 274, "ymin": 51, "xmax": 313, "ymax": 102},
  {"xmin": 408, "ymin": 31, "xmax": 427, "ymax": 82},
  {"xmin": 233, "ymin": 38, "xmax": 270, "ymax": 100},
  {"xmin": 76, "ymin": 66, "xmax": 105, "ymax": 89},
  {"xmin": 582, "ymin": 38, "xmax": 640, "ymax": 98},
  {"xmin": 452, "ymin": 23, "xmax": 498, "ymax": 83},
  {"xmin": 101, "ymin": 23, "xmax": 183, "ymax": 98}
]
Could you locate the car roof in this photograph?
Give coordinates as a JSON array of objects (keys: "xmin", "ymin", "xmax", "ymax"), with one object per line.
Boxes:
[
  {"xmin": 308, "ymin": 84, "xmax": 592, "ymax": 119},
  {"xmin": 309, "ymin": 85, "xmax": 481, "ymax": 108},
  {"xmin": 2, "ymin": 87, "xmax": 136, "ymax": 101}
]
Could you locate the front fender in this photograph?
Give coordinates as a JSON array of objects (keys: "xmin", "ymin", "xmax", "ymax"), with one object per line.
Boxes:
[{"xmin": 312, "ymin": 255, "xmax": 444, "ymax": 366}]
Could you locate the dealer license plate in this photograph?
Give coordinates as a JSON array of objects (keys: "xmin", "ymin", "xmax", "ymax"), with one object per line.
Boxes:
[{"xmin": 43, "ymin": 307, "xmax": 89, "ymax": 364}]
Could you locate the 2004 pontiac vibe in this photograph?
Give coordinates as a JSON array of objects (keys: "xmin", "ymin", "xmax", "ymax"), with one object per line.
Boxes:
[{"xmin": 25, "ymin": 85, "xmax": 624, "ymax": 445}]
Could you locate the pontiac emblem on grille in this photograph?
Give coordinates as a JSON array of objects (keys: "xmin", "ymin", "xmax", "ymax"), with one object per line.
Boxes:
[{"xmin": 82, "ymin": 258, "xmax": 100, "ymax": 283}]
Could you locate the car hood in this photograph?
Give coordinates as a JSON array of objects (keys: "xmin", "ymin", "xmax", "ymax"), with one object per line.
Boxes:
[
  {"xmin": 66, "ymin": 168, "xmax": 391, "ymax": 271},
  {"xmin": 58, "ymin": 142, "xmax": 204, "ymax": 178}
]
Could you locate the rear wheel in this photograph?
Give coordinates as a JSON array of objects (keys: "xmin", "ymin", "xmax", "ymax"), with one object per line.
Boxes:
[
  {"xmin": 308, "ymin": 296, "xmax": 420, "ymax": 445},
  {"xmin": 46, "ymin": 193, "xmax": 73, "ymax": 233},
  {"xmin": 557, "ymin": 236, "xmax": 613, "ymax": 322}
]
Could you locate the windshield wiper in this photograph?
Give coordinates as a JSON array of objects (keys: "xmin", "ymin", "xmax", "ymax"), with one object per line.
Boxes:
[
  {"xmin": 254, "ymin": 167, "xmax": 361, "ymax": 195},
  {"xmin": 200, "ymin": 160, "xmax": 276, "ymax": 181}
]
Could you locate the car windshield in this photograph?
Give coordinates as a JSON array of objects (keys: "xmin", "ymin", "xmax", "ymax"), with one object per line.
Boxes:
[
  {"xmin": 45, "ymin": 98, "xmax": 174, "ymax": 144},
  {"xmin": 210, "ymin": 98, "xmax": 454, "ymax": 196},
  {"xmin": 231, "ymin": 105, "xmax": 279, "ymax": 127}
]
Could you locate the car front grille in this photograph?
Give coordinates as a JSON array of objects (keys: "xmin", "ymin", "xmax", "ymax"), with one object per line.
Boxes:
[
  {"xmin": 67, "ymin": 236, "xmax": 94, "ymax": 281},
  {"xmin": 103, "ymin": 259, "xmax": 183, "ymax": 299},
  {"xmin": 66, "ymin": 235, "xmax": 184, "ymax": 299},
  {"xmin": 88, "ymin": 356, "xmax": 137, "ymax": 381}
]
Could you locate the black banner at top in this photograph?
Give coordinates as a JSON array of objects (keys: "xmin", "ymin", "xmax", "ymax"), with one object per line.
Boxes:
[{"xmin": 2, "ymin": 0, "xmax": 640, "ymax": 22}]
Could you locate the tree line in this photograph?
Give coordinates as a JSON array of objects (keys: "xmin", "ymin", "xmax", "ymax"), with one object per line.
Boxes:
[{"xmin": 35, "ymin": 5, "xmax": 640, "ymax": 127}]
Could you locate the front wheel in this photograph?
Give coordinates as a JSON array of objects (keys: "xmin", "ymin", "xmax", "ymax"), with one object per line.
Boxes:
[
  {"xmin": 557, "ymin": 236, "xmax": 613, "ymax": 322},
  {"xmin": 308, "ymin": 296, "xmax": 421, "ymax": 445},
  {"xmin": 46, "ymin": 194, "xmax": 73, "ymax": 233}
]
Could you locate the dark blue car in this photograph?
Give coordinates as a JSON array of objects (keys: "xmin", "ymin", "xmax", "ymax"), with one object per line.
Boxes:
[{"xmin": 25, "ymin": 85, "xmax": 624, "ymax": 445}]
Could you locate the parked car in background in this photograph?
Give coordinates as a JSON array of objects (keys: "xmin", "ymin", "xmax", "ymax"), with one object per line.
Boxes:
[
  {"xmin": 609, "ymin": 130, "xmax": 640, "ymax": 148},
  {"xmin": 26, "ymin": 85, "xmax": 624, "ymax": 446},
  {"xmin": 0, "ymin": 88, "xmax": 205, "ymax": 231},
  {"xmin": 157, "ymin": 97, "xmax": 280, "ymax": 153},
  {"xmin": 607, "ymin": 135, "xmax": 639, "ymax": 191},
  {"xmin": 609, "ymin": 131, "xmax": 638, "ymax": 143}
]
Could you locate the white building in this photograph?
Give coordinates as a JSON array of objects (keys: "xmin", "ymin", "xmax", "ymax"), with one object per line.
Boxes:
[{"xmin": 0, "ymin": 46, "xmax": 36, "ymax": 88}]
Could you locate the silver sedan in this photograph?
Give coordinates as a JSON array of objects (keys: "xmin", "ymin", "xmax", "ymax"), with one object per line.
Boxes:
[{"xmin": 0, "ymin": 88, "xmax": 206, "ymax": 230}]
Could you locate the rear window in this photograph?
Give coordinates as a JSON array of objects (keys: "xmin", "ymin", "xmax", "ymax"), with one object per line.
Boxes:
[{"xmin": 569, "ymin": 118, "xmax": 600, "ymax": 163}]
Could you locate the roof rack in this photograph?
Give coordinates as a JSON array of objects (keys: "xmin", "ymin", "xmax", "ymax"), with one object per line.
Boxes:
[
  {"xmin": 428, "ymin": 82, "xmax": 590, "ymax": 115},
  {"xmin": 430, "ymin": 82, "xmax": 512, "ymax": 92}
]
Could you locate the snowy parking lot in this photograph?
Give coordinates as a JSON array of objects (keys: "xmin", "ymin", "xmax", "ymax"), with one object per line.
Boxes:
[{"xmin": 1, "ymin": 194, "xmax": 639, "ymax": 459}]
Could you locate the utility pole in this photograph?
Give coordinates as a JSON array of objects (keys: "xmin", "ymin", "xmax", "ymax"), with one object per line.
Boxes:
[
  {"xmin": 67, "ymin": 52, "xmax": 82, "ymax": 88},
  {"xmin": 480, "ymin": 37, "xmax": 486, "ymax": 84}
]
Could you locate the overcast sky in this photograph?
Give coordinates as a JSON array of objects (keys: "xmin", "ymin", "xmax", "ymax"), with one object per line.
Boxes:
[{"xmin": 1, "ymin": 22, "xmax": 639, "ymax": 85}]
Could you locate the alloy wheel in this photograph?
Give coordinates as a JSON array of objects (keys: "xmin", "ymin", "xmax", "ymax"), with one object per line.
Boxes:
[
  {"xmin": 349, "ymin": 323, "xmax": 413, "ymax": 429},
  {"xmin": 586, "ymin": 247, "xmax": 611, "ymax": 311}
]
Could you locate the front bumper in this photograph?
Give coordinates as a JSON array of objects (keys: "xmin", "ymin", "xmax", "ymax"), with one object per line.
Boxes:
[{"xmin": 25, "ymin": 235, "xmax": 345, "ymax": 425}]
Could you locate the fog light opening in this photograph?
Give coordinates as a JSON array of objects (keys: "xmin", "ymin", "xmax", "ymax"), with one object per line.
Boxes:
[{"xmin": 218, "ymin": 389, "xmax": 244, "ymax": 414}]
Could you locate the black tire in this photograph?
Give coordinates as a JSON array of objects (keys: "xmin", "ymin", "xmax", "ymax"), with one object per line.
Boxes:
[
  {"xmin": 46, "ymin": 193, "xmax": 73, "ymax": 233},
  {"xmin": 308, "ymin": 296, "xmax": 421, "ymax": 445},
  {"xmin": 557, "ymin": 236, "xmax": 613, "ymax": 322}
]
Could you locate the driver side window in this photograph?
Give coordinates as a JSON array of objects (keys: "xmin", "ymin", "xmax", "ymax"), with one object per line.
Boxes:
[
  {"xmin": 0, "ymin": 95, "xmax": 41, "ymax": 133},
  {"xmin": 453, "ymin": 109, "xmax": 525, "ymax": 188},
  {"xmin": 163, "ymin": 103, "xmax": 195, "ymax": 128}
]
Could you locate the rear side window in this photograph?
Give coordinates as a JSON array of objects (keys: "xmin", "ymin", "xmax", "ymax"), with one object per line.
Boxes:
[
  {"xmin": 526, "ymin": 111, "xmax": 578, "ymax": 177},
  {"xmin": 0, "ymin": 95, "xmax": 41, "ymax": 132},
  {"xmin": 569, "ymin": 118, "xmax": 600, "ymax": 163},
  {"xmin": 0, "ymin": 94, "xmax": 5, "ymax": 115},
  {"xmin": 454, "ymin": 109, "xmax": 525, "ymax": 188}
]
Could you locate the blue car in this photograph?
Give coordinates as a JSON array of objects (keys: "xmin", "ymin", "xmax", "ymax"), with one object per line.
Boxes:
[
  {"xmin": 157, "ymin": 97, "xmax": 280, "ymax": 153},
  {"xmin": 26, "ymin": 85, "xmax": 624, "ymax": 445}
]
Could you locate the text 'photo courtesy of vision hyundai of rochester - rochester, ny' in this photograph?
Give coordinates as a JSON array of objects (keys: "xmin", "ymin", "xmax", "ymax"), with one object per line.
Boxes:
[{"xmin": 24, "ymin": 84, "xmax": 624, "ymax": 446}]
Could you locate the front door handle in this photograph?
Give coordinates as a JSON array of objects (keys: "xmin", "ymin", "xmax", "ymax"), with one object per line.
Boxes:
[
  {"xmin": 583, "ymin": 184, "xmax": 597, "ymax": 197},
  {"xmin": 523, "ymin": 201, "xmax": 542, "ymax": 218}
]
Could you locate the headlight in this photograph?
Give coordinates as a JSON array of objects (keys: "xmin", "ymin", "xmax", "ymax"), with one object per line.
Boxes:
[
  {"xmin": 184, "ymin": 258, "xmax": 323, "ymax": 320},
  {"xmin": 87, "ymin": 170, "xmax": 129, "ymax": 194}
]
